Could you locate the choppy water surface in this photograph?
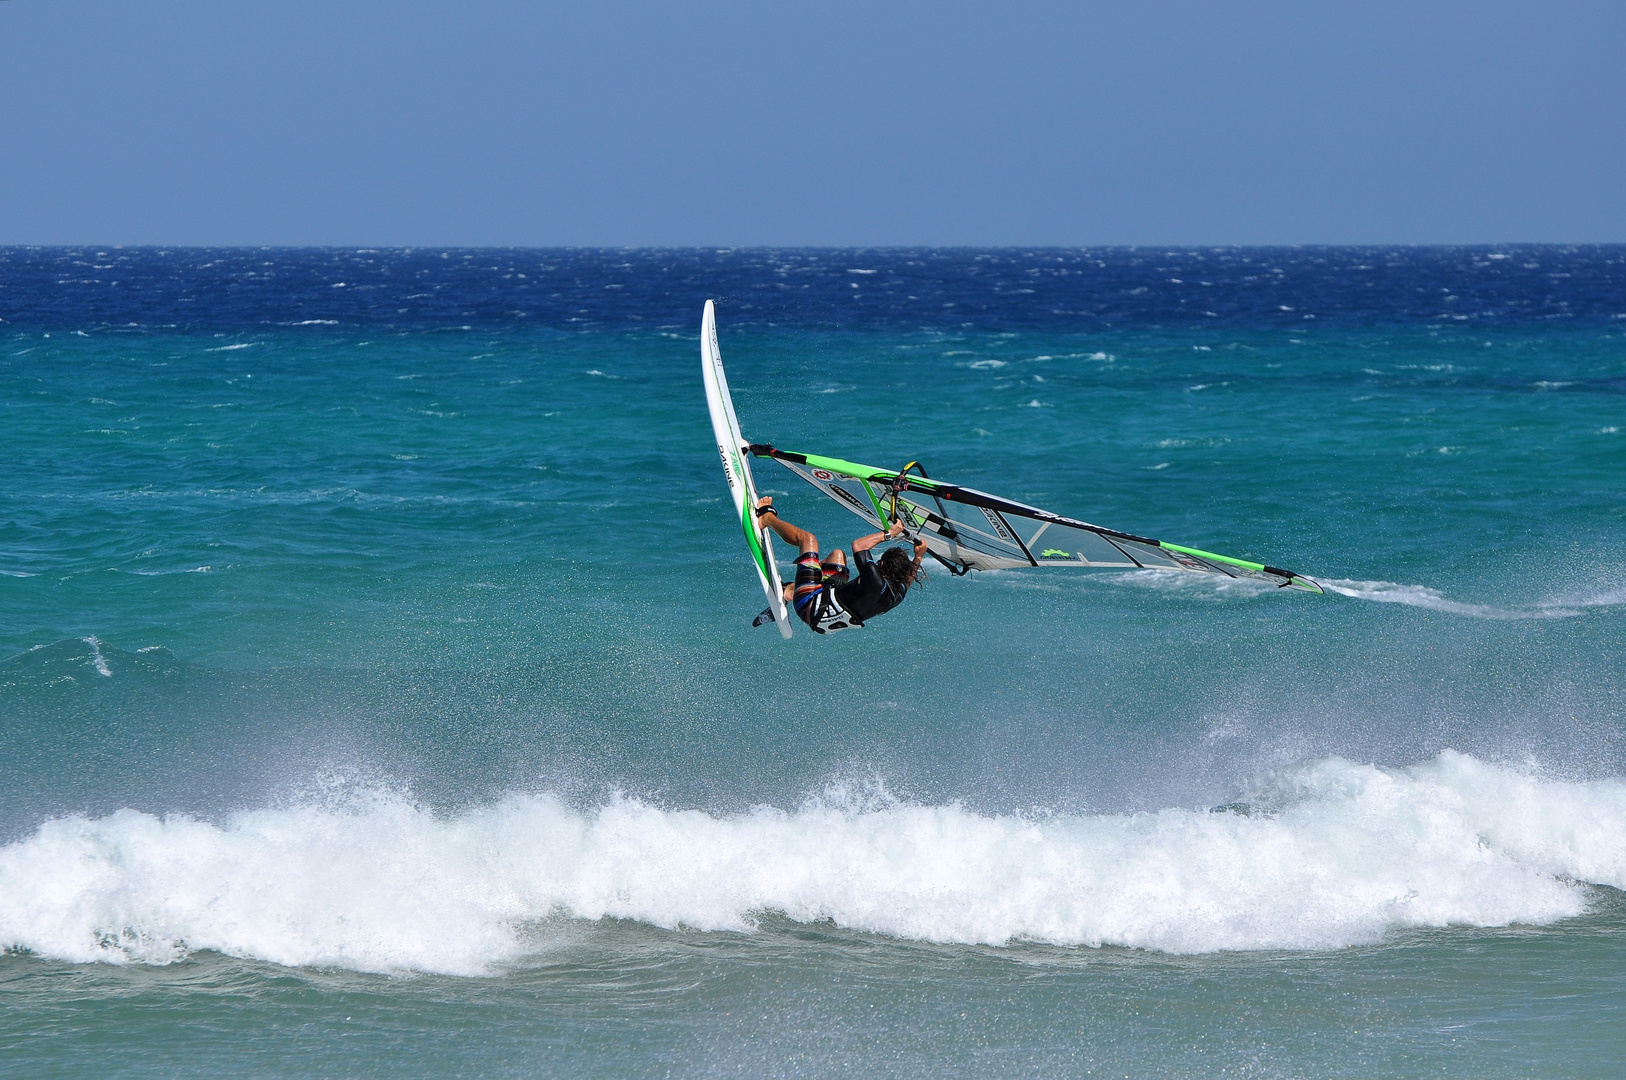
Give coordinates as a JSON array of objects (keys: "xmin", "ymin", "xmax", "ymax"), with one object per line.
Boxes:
[{"xmin": 2, "ymin": 248, "xmax": 1624, "ymax": 1077}]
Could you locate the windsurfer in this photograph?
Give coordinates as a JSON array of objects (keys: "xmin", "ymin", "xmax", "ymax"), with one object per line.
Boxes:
[{"xmin": 753, "ymin": 496, "xmax": 925, "ymax": 633}]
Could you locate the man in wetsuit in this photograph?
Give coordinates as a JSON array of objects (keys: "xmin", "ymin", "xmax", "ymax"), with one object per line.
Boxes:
[{"xmin": 753, "ymin": 496, "xmax": 926, "ymax": 634}]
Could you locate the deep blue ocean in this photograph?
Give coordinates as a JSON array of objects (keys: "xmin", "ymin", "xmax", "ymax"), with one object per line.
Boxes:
[{"xmin": 2, "ymin": 247, "xmax": 1624, "ymax": 1077}]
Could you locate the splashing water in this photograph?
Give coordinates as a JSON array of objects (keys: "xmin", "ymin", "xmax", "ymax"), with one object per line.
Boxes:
[{"xmin": 3, "ymin": 753, "xmax": 1622, "ymax": 975}]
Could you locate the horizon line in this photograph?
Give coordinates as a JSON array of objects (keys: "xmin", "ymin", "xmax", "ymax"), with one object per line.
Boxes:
[{"xmin": 5, "ymin": 241, "xmax": 1626, "ymax": 252}]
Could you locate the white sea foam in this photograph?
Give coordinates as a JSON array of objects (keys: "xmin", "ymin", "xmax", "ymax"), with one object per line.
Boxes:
[
  {"xmin": 1105, "ymin": 570, "xmax": 1276, "ymax": 598},
  {"xmin": 80, "ymin": 636, "xmax": 112, "ymax": 677},
  {"xmin": 1323, "ymin": 579, "xmax": 1626, "ymax": 620},
  {"xmin": 3, "ymin": 754, "xmax": 1623, "ymax": 975}
]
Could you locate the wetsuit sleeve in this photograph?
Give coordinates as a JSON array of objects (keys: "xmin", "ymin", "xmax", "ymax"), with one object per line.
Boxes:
[{"xmin": 852, "ymin": 547, "xmax": 884, "ymax": 593}]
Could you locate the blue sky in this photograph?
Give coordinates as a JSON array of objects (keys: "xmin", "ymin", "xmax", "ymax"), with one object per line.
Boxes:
[{"xmin": 2, "ymin": 1, "xmax": 1622, "ymax": 245}]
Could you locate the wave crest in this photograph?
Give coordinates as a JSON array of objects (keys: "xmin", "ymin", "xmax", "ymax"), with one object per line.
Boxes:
[{"xmin": 3, "ymin": 753, "xmax": 1624, "ymax": 975}]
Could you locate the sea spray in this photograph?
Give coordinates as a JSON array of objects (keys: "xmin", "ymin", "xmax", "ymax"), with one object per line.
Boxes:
[
  {"xmin": 3, "ymin": 752, "xmax": 1622, "ymax": 975},
  {"xmin": 1322, "ymin": 580, "xmax": 1626, "ymax": 620}
]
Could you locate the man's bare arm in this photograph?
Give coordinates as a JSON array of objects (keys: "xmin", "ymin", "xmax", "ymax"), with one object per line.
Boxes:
[{"xmin": 851, "ymin": 519, "xmax": 906, "ymax": 554}]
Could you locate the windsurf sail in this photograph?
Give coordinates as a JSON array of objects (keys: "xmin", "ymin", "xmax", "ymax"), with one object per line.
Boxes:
[{"xmin": 749, "ymin": 445, "xmax": 1323, "ymax": 594}]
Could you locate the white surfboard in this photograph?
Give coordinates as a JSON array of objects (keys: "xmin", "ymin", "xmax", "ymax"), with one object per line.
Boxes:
[{"xmin": 702, "ymin": 300, "xmax": 792, "ymax": 638}]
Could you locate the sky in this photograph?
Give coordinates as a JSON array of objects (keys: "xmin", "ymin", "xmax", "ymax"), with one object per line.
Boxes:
[{"xmin": 1, "ymin": 0, "xmax": 1623, "ymax": 246}]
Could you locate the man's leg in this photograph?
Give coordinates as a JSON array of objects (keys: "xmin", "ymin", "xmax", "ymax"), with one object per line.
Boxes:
[
  {"xmin": 757, "ymin": 498, "xmax": 826, "ymax": 628},
  {"xmin": 755, "ymin": 497, "xmax": 818, "ymax": 554}
]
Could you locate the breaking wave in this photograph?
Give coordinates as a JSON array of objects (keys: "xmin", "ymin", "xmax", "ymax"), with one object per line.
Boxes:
[{"xmin": 3, "ymin": 753, "xmax": 1624, "ymax": 976}]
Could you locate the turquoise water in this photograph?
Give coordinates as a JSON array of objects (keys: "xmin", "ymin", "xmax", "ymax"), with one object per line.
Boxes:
[{"xmin": 2, "ymin": 249, "xmax": 1625, "ymax": 1076}]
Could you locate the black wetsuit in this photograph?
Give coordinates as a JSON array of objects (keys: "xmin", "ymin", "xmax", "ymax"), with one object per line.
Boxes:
[
  {"xmin": 833, "ymin": 548, "xmax": 906, "ymax": 623},
  {"xmin": 793, "ymin": 547, "xmax": 906, "ymax": 633}
]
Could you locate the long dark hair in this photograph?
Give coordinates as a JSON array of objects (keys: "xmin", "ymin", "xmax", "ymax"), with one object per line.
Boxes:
[{"xmin": 877, "ymin": 545, "xmax": 924, "ymax": 593}]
